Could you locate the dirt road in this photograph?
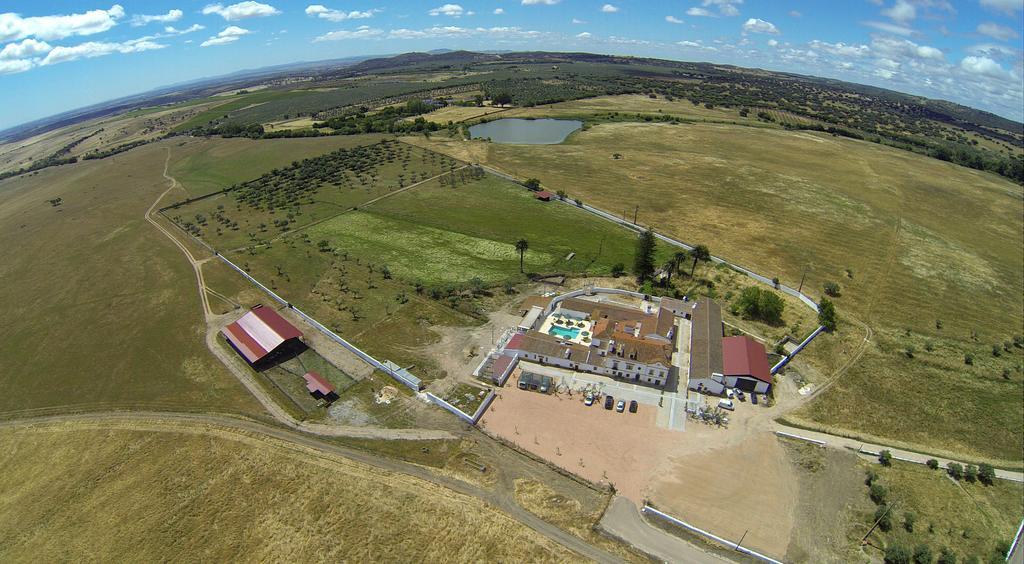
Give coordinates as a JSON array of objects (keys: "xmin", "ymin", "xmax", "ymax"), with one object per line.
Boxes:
[
  {"xmin": 0, "ymin": 411, "xmax": 621, "ymax": 564},
  {"xmin": 599, "ymin": 497, "xmax": 729, "ymax": 564}
]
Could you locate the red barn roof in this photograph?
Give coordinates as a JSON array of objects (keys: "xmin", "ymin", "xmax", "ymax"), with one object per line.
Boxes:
[
  {"xmin": 534, "ymin": 190, "xmax": 554, "ymax": 200},
  {"xmin": 222, "ymin": 305, "xmax": 303, "ymax": 363},
  {"xmin": 303, "ymin": 371, "xmax": 335, "ymax": 395},
  {"xmin": 505, "ymin": 333, "xmax": 525, "ymax": 351},
  {"xmin": 722, "ymin": 336, "xmax": 771, "ymax": 384}
]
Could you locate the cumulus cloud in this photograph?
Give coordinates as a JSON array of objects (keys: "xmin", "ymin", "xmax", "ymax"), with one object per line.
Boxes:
[
  {"xmin": 164, "ymin": 24, "xmax": 205, "ymax": 35},
  {"xmin": 742, "ymin": 18, "xmax": 779, "ymax": 34},
  {"xmin": 383, "ymin": 25, "xmax": 543, "ymax": 40},
  {"xmin": 202, "ymin": 2, "xmax": 280, "ymax": 21},
  {"xmin": 428, "ymin": 4, "xmax": 465, "ymax": 17},
  {"xmin": 130, "ymin": 9, "xmax": 183, "ymax": 26},
  {"xmin": 767, "ymin": 38, "xmax": 778, "ymax": 47},
  {"xmin": 881, "ymin": 0, "xmax": 916, "ymax": 23},
  {"xmin": 41, "ymin": 37, "xmax": 165, "ymax": 66},
  {"xmin": 0, "ymin": 58, "xmax": 34, "ymax": 74},
  {"xmin": 575, "ymin": 31, "xmax": 591, "ymax": 38},
  {"xmin": 872, "ymin": 36, "xmax": 943, "ymax": 61},
  {"xmin": 665, "ymin": 15, "xmax": 683, "ymax": 24},
  {"xmin": 861, "ymin": 20, "xmax": 915, "ymax": 36},
  {"xmin": 601, "ymin": 4, "xmax": 619, "ymax": 13},
  {"xmin": 977, "ymin": 21, "xmax": 1019, "ymax": 41},
  {"xmin": 305, "ymin": 5, "xmax": 380, "ymax": 21},
  {"xmin": 0, "ymin": 38, "xmax": 52, "ymax": 60},
  {"xmin": 200, "ymin": 25, "xmax": 250, "ymax": 46},
  {"xmin": 494, "ymin": 8, "xmax": 505, "ymax": 14},
  {"xmin": 960, "ymin": 55, "xmax": 1012, "ymax": 79},
  {"xmin": 809, "ymin": 40, "xmax": 870, "ymax": 58},
  {"xmin": 314, "ymin": 25, "xmax": 384, "ymax": 40},
  {"xmin": 0, "ymin": 4, "xmax": 125, "ymax": 42},
  {"xmin": 979, "ymin": 0, "xmax": 1023, "ymax": 16},
  {"xmin": 686, "ymin": 8, "xmax": 714, "ymax": 17}
]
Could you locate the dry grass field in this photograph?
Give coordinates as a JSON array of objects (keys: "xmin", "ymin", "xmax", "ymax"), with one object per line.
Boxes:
[
  {"xmin": 422, "ymin": 105, "xmax": 510, "ymax": 124},
  {"xmin": 0, "ymin": 422, "xmax": 580, "ymax": 562},
  {"xmin": 0, "ymin": 140, "xmax": 260, "ymax": 417},
  {"xmin": 410, "ymin": 117, "xmax": 1024, "ymax": 462}
]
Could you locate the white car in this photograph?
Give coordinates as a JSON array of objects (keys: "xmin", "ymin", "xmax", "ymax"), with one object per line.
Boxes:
[
  {"xmin": 616, "ymin": 400, "xmax": 626, "ymax": 412},
  {"xmin": 584, "ymin": 393, "xmax": 594, "ymax": 406},
  {"xmin": 718, "ymin": 399, "xmax": 735, "ymax": 411},
  {"xmin": 725, "ymin": 389, "xmax": 735, "ymax": 399}
]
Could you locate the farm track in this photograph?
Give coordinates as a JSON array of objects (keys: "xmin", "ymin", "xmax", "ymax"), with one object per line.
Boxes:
[{"xmin": 0, "ymin": 411, "xmax": 623, "ymax": 564}]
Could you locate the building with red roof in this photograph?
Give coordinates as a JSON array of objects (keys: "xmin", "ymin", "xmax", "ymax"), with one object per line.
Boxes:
[
  {"xmin": 721, "ymin": 335, "xmax": 772, "ymax": 393},
  {"xmin": 303, "ymin": 371, "xmax": 338, "ymax": 401},
  {"xmin": 222, "ymin": 305, "xmax": 303, "ymax": 364},
  {"xmin": 534, "ymin": 190, "xmax": 555, "ymax": 201}
]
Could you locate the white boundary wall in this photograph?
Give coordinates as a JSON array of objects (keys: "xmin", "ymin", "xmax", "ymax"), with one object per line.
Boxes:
[{"xmin": 641, "ymin": 505, "xmax": 785, "ymax": 564}]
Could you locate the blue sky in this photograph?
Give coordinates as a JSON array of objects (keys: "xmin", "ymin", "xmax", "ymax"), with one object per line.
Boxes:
[{"xmin": 1, "ymin": 0, "xmax": 1022, "ymax": 131}]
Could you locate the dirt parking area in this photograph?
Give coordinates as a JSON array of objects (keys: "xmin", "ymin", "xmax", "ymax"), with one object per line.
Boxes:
[{"xmin": 479, "ymin": 367, "xmax": 700, "ymax": 502}]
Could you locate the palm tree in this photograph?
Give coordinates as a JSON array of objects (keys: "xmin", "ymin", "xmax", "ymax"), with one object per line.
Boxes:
[
  {"xmin": 689, "ymin": 244, "xmax": 710, "ymax": 277},
  {"xmin": 662, "ymin": 259, "xmax": 677, "ymax": 286},
  {"xmin": 515, "ymin": 238, "xmax": 529, "ymax": 273}
]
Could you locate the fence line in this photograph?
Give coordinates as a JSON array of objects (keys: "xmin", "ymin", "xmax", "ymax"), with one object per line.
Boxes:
[
  {"xmin": 425, "ymin": 390, "xmax": 496, "ymax": 425},
  {"xmin": 771, "ymin": 325, "xmax": 827, "ymax": 375},
  {"xmin": 215, "ymin": 253, "xmax": 423, "ymax": 391},
  {"xmin": 479, "ymin": 164, "xmax": 821, "ymax": 314},
  {"xmin": 641, "ymin": 505, "xmax": 784, "ymax": 564},
  {"xmin": 775, "ymin": 430, "xmax": 827, "ymax": 446},
  {"xmin": 1006, "ymin": 519, "xmax": 1023, "ymax": 562}
]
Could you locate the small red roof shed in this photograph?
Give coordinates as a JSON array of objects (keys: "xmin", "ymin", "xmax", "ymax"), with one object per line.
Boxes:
[
  {"xmin": 534, "ymin": 190, "xmax": 554, "ymax": 201},
  {"xmin": 722, "ymin": 336, "xmax": 771, "ymax": 383},
  {"xmin": 303, "ymin": 371, "xmax": 336, "ymax": 395},
  {"xmin": 505, "ymin": 333, "xmax": 525, "ymax": 351},
  {"xmin": 222, "ymin": 305, "xmax": 303, "ymax": 364}
]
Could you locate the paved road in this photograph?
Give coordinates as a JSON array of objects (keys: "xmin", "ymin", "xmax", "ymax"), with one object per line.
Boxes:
[
  {"xmin": 600, "ymin": 497, "xmax": 728, "ymax": 564},
  {"xmin": 772, "ymin": 423, "xmax": 1024, "ymax": 483},
  {"xmin": 0, "ymin": 411, "xmax": 622, "ymax": 563}
]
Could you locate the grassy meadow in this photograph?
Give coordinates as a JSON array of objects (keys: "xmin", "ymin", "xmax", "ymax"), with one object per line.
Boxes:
[
  {"xmin": 409, "ymin": 115, "xmax": 1024, "ymax": 462},
  {"xmin": 0, "ymin": 141, "xmax": 260, "ymax": 417},
  {"xmin": 0, "ymin": 423, "xmax": 579, "ymax": 562}
]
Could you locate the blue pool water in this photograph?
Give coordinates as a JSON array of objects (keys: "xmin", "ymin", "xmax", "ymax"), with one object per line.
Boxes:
[{"xmin": 548, "ymin": 324, "xmax": 581, "ymax": 339}]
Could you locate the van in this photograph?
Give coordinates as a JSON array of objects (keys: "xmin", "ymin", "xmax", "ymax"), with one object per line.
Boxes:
[{"xmin": 718, "ymin": 399, "xmax": 735, "ymax": 411}]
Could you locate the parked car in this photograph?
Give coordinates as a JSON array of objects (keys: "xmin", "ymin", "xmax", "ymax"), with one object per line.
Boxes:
[
  {"xmin": 751, "ymin": 393, "xmax": 758, "ymax": 405},
  {"xmin": 616, "ymin": 400, "xmax": 626, "ymax": 413},
  {"xmin": 584, "ymin": 393, "xmax": 594, "ymax": 406},
  {"xmin": 628, "ymin": 400, "xmax": 638, "ymax": 413},
  {"xmin": 718, "ymin": 399, "xmax": 735, "ymax": 411},
  {"xmin": 604, "ymin": 395, "xmax": 614, "ymax": 410},
  {"xmin": 725, "ymin": 389, "xmax": 735, "ymax": 399},
  {"xmin": 735, "ymin": 390, "xmax": 746, "ymax": 402}
]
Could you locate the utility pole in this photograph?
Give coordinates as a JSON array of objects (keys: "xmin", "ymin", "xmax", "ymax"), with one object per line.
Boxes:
[
  {"xmin": 797, "ymin": 264, "xmax": 809, "ymax": 294},
  {"xmin": 735, "ymin": 530, "xmax": 749, "ymax": 552},
  {"xmin": 633, "ymin": 205, "xmax": 639, "ymax": 225}
]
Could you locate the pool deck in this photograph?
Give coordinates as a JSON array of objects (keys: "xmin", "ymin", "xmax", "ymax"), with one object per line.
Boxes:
[{"xmin": 536, "ymin": 313, "xmax": 593, "ymax": 345}]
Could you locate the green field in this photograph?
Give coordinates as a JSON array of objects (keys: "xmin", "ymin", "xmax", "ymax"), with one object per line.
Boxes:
[
  {"xmin": 410, "ymin": 116, "xmax": 1024, "ymax": 462},
  {"xmin": 0, "ymin": 141, "xmax": 261, "ymax": 417},
  {"xmin": 168, "ymin": 134, "xmax": 388, "ymax": 198}
]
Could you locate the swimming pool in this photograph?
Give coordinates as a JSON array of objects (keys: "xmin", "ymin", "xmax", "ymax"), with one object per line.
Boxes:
[{"xmin": 548, "ymin": 325, "xmax": 581, "ymax": 339}]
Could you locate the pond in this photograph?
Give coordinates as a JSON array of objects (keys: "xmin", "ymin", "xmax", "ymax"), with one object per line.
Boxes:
[{"xmin": 469, "ymin": 118, "xmax": 583, "ymax": 144}]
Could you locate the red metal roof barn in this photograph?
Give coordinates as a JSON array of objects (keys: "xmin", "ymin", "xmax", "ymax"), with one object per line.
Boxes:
[
  {"xmin": 721, "ymin": 335, "xmax": 772, "ymax": 393},
  {"xmin": 222, "ymin": 305, "xmax": 303, "ymax": 364}
]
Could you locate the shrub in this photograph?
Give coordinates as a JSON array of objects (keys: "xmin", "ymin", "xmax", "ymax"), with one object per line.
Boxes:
[
  {"xmin": 913, "ymin": 544, "xmax": 933, "ymax": 564},
  {"xmin": 885, "ymin": 543, "xmax": 910, "ymax": 564},
  {"xmin": 925, "ymin": 341, "xmax": 935, "ymax": 352},
  {"xmin": 905, "ymin": 345, "xmax": 917, "ymax": 359},
  {"xmin": 927, "ymin": 458, "xmax": 939, "ymax": 470},
  {"xmin": 964, "ymin": 464, "xmax": 978, "ymax": 482},
  {"xmin": 937, "ymin": 547, "xmax": 957, "ymax": 564},
  {"xmin": 879, "ymin": 450, "xmax": 893, "ymax": 466},
  {"xmin": 964, "ymin": 353, "xmax": 974, "ymax": 365},
  {"xmin": 818, "ymin": 297, "xmax": 839, "ymax": 331},
  {"xmin": 733, "ymin": 285, "xmax": 785, "ymax": 325},
  {"xmin": 870, "ymin": 483, "xmax": 889, "ymax": 504},
  {"xmin": 823, "ymin": 281, "xmax": 841, "ymax": 297},
  {"xmin": 947, "ymin": 462, "xmax": 963, "ymax": 480},
  {"xmin": 610, "ymin": 263, "xmax": 626, "ymax": 277},
  {"xmin": 904, "ymin": 511, "xmax": 917, "ymax": 532},
  {"xmin": 866, "ymin": 468, "xmax": 879, "ymax": 485},
  {"xmin": 977, "ymin": 463, "xmax": 995, "ymax": 485},
  {"xmin": 875, "ymin": 505, "xmax": 893, "ymax": 532}
]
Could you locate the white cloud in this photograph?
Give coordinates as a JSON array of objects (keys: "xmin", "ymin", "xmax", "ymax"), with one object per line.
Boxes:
[
  {"xmin": 305, "ymin": 5, "xmax": 380, "ymax": 22},
  {"xmin": 314, "ymin": 26, "xmax": 384, "ymax": 40},
  {"xmin": 872, "ymin": 36, "xmax": 943, "ymax": 61},
  {"xmin": 575, "ymin": 31, "xmax": 591, "ymax": 38},
  {"xmin": 164, "ymin": 24, "xmax": 205, "ymax": 35},
  {"xmin": 960, "ymin": 55, "xmax": 1012, "ymax": 79},
  {"xmin": 881, "ymin": 0, "xmax": 916, "ymax": 23},
  {"xmin": 0, "ymin": 58, "xmax": 34, "ymax": 74},
  {"xmin": 861, "ymin": 20, "xmax": 915, "ymax": 36},
  {"xmin": 766, "ymin": 38, "xmax": 778, "ymax": 47},
  {"xmin": 0, "ymin": 4, "xmax": 125, "ymax": 42},
  {"xmin": 702, "ymin": 0, "xmax": 743, "ymax": 17},
  {"xmin": 571, "ymin": 18, "xmax": 586, "ymax": 24},
  {"xmin": 200, "ymin": 25, "xmax": 250, "ymax": 46},
  {"xmin": 130, "ymin": 9, "xmax": 183, "ymax": 26},
  {"xmin": 41, "ymin": 37, "xmax": 165, "ymax": 66},
  {"xmin": 788, "ymin": 10, "xmax": 802, "ymax": 17},
  {"xmin": 742, "ymin": 18, "xmax": 779, "ymax": 34},
  {"xmin": 809, "ymin": 40, "xmax": 870, "ymax": 57},
  {"xmin": 493, "ymin": 8, "xmax": 505, "ymax": 14},
  {"xmin": 384, "ymin": 25, "xmax": 543, "ymax": 40},
  {"xmin": 428, "ymin": 4, "xmax": 465, "ymax": 17},
  {"xmin": 686, "ymin": 8, "xmax": 714, "ymax": 17},
  {"xmin": 201, "ymin": 2, "xmax": 280, "ymax": 21},
  {"xmin": 979, "ymin": 0, "xmax": 1023, "ymax": 16},
  {"xmin": 966, "ymin": 42, "xmax": 1020, "ymax": 58},
  {"xmin": 665, "ymin": 15, "xmax": 683, "ymax": 24},
  {"xmin": 0, "ymin": 38, "xmax": 52, "ymax": 60},
  {"xmin": 977, "ymin": 21, "xmax": 1019, "ymax": 41},
  {"xmin": 521, "ymin": 0, "xmax": 560, "ymax": 4},
  {"xmin": 601, "ymin": 4, "xmax": 619, "ymax": 13}
]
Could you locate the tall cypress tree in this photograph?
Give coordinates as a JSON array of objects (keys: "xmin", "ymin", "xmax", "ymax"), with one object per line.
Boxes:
[{"xmin": 633, "ymin": 229, "xmax": 657, "ymax": 282}]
